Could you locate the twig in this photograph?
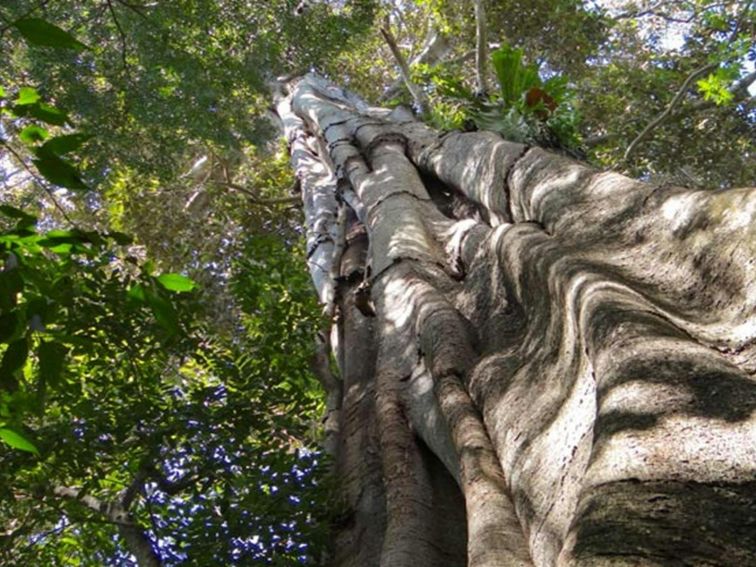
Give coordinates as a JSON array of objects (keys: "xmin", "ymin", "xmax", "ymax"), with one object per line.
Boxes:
[
  {"xmin": 624, "ymin": 62, "xmax": 717, "ymax": 161},
  {"xmin": 590, "ymin": 68, "xmax": 755, "ymax": 151},
  {"xmin": 0, "ymin": 139, "xmax": 77, "ymax": 226},
  {"xmin": 105, "ymin": 0, "xmax": 130, "ymax": 76},
  {"xmin": 0, "ymin": 0, "xmax": 52, "ymax": 37},
  {"xmin": 16, "ymin": 518, "xmax": 71, "ymax": 555},
  {"xmin": 611, "ymin": 1, "xmax": 727, "ymax": 23},
  {"xmin": 215, "ymin": 180, "xmax": 300, "ymax": 205},
  {"xmin": 114, "ymin": 0, "xmax": 151, "ymax": 21}
]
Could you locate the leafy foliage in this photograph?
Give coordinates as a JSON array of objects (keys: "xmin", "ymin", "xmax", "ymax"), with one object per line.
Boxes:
[
  {"xmin": 472, "ymin": 44, "xmax": 582, "ymax": 149},
  {"xmin": 0, "ymin": 202, "xmax": 333, "ymax": 564},
  {"xmin": 1, "ymin": 8, "xmax": 337, "ymax": 558},
  {"xmin": 12, "ymin": 18, "xmax": 88, "ymax": 51}
]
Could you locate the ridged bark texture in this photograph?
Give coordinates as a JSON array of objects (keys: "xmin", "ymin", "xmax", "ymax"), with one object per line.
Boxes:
[{"xmin": 280, "ymin": 74, "xmax": 756, "ymax": 567}]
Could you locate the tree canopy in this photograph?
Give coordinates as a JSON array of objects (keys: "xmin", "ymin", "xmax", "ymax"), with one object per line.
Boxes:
[{"xmin": 0, "ymin": 0, "xmax": 754, "ymax": 564}]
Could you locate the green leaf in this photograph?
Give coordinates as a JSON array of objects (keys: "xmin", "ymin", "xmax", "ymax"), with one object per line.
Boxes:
[
  {"xmin": 11, "ymin": 101, "xmax": 69, "ymax": 125},
  {"xmin": 0, "ymin": 86, "xmax": 5, "ymax": 98},
  {"xmin": 38, "ymin": 341, "xmax": 67, "ymax": 388},
  {"xmin": 696, "ymin": 70, "xmax": 735, "ymax": 106},
  {"xmin": 19, "ymin": 125, "xmax": 49, "ymax": 145},
  {"xmin": 0, "ymin": 268, "xmax": 24, "ymax": 311},
  {"xmin": 13, "ymin": 18, "xmax": 88, "ymax": 51},
  {"xmin": 0, "ymin": 427, "xmax": 39, "ymax": 455},
  {"xmin": 32, "ymin": 154, "xmax": 88, "ymax": 191},
  {"xmin": 157, "ymin": 273, "xmax": 197, "ymax": 292},
  {"xmin": 107, "ymin": 231, "xmax": 134, "ymax": 246},
  {"xmin": 37, "ymin": 229, "xmax": 90, "ymax": 248},
  {"xmin": 28, "ymin": 103, "xmax": 68, "ymax": 126},
  {"xmin": 1, "ymin": 338, "xmax": 28, "ymax": 375},
  {"xmin": 0, "ymin": 205, "xmax": 37, "ymax": 224},
  {"xmin": 14, "ymin": 86, "xmax": 40, "ymax": 106},
  {"xmin": 0, "ymin": 313, "xmax": 19, "ymax": 344},
  {"xmin": 39, "ymin": 133, "xmax": 91, "ymax": 156},
  {"xmin": 491, "ymin": 44, "xmax": 542, "ymax": 108},
  {"xmin": 146, "ymin": 290, "xmax": 180, "ymax": 336},
  {"xmin": 127, "ymin": 283, "xmax": 146, "ymax": 302},
  {"xmin": 1, "ymin": 338, "xmax": 28, "ymax": 391}
]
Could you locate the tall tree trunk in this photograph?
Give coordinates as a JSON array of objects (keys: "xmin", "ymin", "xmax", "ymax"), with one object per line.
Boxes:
[{"xmin": 278, "ymin": 74, "xmax": 756, "ymax": 567}]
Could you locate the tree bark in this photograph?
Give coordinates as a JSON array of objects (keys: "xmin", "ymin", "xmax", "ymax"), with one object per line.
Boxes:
[
  {"xmin": 280, "ymin": 74, "xmax": 756, "ymax": 567},
  {"xmin": 473, "ymin": 0, "xmax": 490, "ymax": 95},
  {"xmin": 53, "ymin": 486, "xmax": 161, "ymax": 567}
]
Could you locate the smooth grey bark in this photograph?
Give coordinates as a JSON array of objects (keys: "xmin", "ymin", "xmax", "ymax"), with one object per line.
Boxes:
[
  {"xmin": 474, "ymin": 0, "xmax": 490, "ymax": 95},
  {"xmin": 53, "ymin": 486, "xmax": 161, "ymax": 567},
  {"xmin": 280, "ymin": 74, "xmax": 756, "ymax": 567},
  {"xmin": 380, "ymin": 19, "xmax": 430, "ymax": 116}
]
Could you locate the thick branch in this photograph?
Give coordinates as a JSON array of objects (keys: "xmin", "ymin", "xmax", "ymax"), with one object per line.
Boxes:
[
  {"xmin": 380, "ymin": 19, "xmax": 430, "ymax": 116},
  {"xmin": 473, "ymin": 0, "xmax": 489, "ymax": 95},
  {"xmin": 151, "ymin": 470, "xmax": 197, "ymax": 496},
  {"xmin": 380, "ymin": 26, "xmax": 452, "ymax": 103},
  {"xmin": 54, "ymin": 485, "xmax": 161, "ymax": 567}
]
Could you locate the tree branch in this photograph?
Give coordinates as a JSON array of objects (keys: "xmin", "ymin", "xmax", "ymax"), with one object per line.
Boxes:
[
  {"xmin": 379, "ymin": 25, "xmax": 452, "ymax": 103},
  {"xmin": 54, "ymin": 485, "xmax": 162, "ymax": 567},
  {"xmin": 120, "ymin": 463, "xmax": 150, "ymax": 508},
  {"xmin": 114, "ymin": 0, "xmax": 151, "ymax": 21},
  {"xmin": 105, "ymin": 0, "xmax": 130, "ymax": 75},
  {"xmin": 0, "ymin": 139, "xmax": 77, "ymax": 225},
  {"xmin": 624, "ymin": 62, "xmax": 717, "ymax": 161},
  {"xmin": 215, "ymin": 180, "xmax": 300, "ymax": 205},
  {"xmin": 473, "ymin": 0, "xmax": 489, "ymax": 95},
  {"xmin": 54, "ymin": 486, "xmax": 131, "ymax": 524},
  {"xmin": 380, "ymin": 18, "xmax": 430, "ymax": 116},
  {"xmin": 150, "ymin": 469, "xmax": 198, "ymax": 495},
  {"xmin": 590, "ymin": 69, "xmax": 755, "ymax": 152}
]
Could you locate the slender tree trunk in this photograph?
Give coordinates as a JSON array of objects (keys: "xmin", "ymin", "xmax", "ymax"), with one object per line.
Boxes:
[
  {"xmin": 473, "ymin": 0, "xmax": 490, "ymax": 95},
  {"xmin": 279, "ymin": 74, "xmax": 756, "ymax": 567}
]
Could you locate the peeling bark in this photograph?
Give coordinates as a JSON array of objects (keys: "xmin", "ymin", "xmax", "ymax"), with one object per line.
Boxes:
[{"xmin": 279, "ymin": 74, "xmax": 756, "ymax": 567}]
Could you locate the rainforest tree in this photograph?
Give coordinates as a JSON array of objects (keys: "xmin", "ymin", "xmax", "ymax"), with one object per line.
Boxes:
[
  {"xmin": 1, "ymin": 0, "xmax": 754, "ymax": 565},
  {"xmin": 280, "ymin": 71, "xmax": 755, "ymax": 566}
]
